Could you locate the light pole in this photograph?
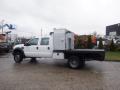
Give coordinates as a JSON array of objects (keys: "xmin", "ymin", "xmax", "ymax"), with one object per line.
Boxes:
[
  {"xmin": 1, "ymin": 20, "xmax": 5, "ymax": 34},
  {"xmin": 41, "ymin": 28, "xmax": 42, "ymax": 37}
]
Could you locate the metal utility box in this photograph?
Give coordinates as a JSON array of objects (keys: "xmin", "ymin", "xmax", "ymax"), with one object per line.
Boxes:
[{"xmin": 53, "ymin": 28, "xmax": 74, "ymax": 50}]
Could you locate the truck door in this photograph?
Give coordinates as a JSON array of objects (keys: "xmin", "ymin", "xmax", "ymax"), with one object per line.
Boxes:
[
  {"xmin": 38, "ymin": 37, "xmax": 53, "ymax": 58},
  {"xmin": 24, "ymin": 38, "xmax": 39, "ymax": 57}
]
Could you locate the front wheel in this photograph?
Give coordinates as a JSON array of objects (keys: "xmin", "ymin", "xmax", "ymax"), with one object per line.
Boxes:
[{"xmin": 14, "ymin": 52, "xmax": 23, "ymax": 63}]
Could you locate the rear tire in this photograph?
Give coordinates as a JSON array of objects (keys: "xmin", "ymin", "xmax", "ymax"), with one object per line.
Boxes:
[
  {"xmin": 14, "ymin": 52, "xmax": 23, "ymax": 63},
  {"xmin": 68, "ymin": 56, "xmax": 80, "ymax": 69},
  {"xmin": 68, "ymin": 56, "xmax": 85, "ymax": 69}
]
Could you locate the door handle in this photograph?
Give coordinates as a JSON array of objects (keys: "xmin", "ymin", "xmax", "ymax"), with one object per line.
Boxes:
[
  {"xmin": 48, "ymin": 47, "xmax": 50, "ymax": 50},
  {"xmin": 36, "ymin": 47, "xmax": 39, "ymax": 50}
]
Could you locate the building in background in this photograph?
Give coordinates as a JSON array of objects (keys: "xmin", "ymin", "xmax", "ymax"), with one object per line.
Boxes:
[
  {"xmin": 106, "ymin": 23, "xmax": 120, "ymax": 36},
  {"xmin": 105, "ymin": 23, "xmax": 120, "ymax": 45}
]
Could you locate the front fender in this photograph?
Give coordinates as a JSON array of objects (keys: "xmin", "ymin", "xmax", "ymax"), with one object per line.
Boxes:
[{"xmin": 12, "ymin": 48, "xmax": 25, "ymax": 57}]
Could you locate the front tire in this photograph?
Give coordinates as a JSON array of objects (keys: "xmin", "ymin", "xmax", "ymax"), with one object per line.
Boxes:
[{"xmin": 14, "ymin": 52, "xmax": 23, "ymax": 63}]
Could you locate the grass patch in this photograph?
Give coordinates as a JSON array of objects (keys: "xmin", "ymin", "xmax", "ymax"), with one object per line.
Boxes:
[{"xmin": 105, "ymin": 51, "xmax": 120, "ymax": 61}]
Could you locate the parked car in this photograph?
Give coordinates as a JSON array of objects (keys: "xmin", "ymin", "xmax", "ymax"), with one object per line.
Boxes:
[{"xmin": 0, "ymin": 42, "xmax": 11, "ymax": 52}]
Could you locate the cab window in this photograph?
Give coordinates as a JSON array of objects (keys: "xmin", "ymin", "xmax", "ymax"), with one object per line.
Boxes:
[
  {"xmin": 28, "ymin": 38, "xmax": 39, "ymax": 45},
  {"xmin": 41, "ymin": 38, "xmax": 49, "ymax": 45}
]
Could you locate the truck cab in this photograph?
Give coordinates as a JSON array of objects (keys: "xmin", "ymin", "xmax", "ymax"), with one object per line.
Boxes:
[{"xmin": 13, "ymin": 36, "xmax": 53, "ymax": 58}]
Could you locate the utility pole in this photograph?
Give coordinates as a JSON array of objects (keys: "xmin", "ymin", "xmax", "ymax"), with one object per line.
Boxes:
[
  {"xmin": 41, "ymin": 28, "xmax": 42, "ymax": 37},
  {"xmin": 1, "ymin": 20, "xmax": 5, "ymax": 34}
]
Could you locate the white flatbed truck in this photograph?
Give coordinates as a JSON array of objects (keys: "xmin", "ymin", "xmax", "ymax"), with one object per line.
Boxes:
[{"xmin": 12, "ymin": 28, "xmax": 105, "ymax": 69}]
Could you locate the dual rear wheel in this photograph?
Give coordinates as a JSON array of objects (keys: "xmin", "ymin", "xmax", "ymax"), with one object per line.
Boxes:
[{"xmin": 68, "ymin": 56, "xmax": 85, "ymax": 69}]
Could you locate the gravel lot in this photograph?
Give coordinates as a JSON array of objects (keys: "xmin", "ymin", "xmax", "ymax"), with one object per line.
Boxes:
[{"xmin": 0, "ymin": 52, "xmax": 120, "ymax": 90}]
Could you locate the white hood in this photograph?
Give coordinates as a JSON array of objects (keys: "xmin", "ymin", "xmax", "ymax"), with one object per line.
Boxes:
[{"xmin": 13, "ymin": 44, "xmax": 24, "ymax": 49}]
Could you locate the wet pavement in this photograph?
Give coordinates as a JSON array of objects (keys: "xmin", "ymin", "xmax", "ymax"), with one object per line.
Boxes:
[{"xmin": 0, "ymin": 53, "xmax": 120, "ymax": 90}]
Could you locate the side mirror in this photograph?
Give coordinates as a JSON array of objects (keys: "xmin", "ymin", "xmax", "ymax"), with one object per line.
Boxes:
[{"xmin": 24, "ymin": 43, "xmax": 30, "ymax": 46}]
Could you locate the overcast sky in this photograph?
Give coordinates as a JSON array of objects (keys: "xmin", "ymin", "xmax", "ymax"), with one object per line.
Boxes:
[{"xmin": 0, "ymin": 0, "xmax": 120, "ymax": 36}]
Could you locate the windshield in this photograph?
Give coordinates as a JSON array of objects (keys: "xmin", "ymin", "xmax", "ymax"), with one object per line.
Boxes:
[{"xmin": 27, "ymin": 38, "xmax": 39, "ymax": 45}]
